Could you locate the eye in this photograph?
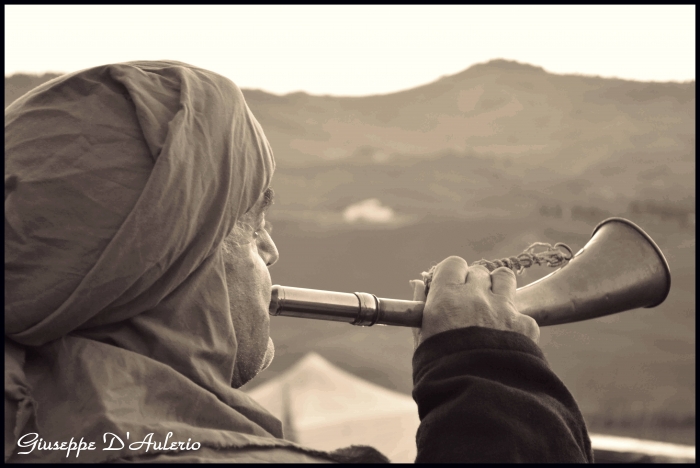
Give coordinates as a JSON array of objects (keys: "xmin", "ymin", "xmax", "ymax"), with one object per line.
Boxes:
[{"xmin": 253, "ymin": 220, "xmax": 272, "ymax": 239}]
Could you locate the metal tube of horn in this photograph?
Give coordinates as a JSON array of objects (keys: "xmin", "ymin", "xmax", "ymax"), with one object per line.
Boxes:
[{"xmin": 269, "ymin": 218, "xmax": 671, "ymax": 328}]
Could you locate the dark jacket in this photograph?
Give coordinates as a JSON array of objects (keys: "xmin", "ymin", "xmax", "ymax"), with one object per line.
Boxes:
[{"xmin": 411, "ymin": 326, "xmax": 594, "ymax": 463}]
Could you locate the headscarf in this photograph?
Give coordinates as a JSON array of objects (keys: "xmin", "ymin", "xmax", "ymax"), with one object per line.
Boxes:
[{"xmin": 4, "ymin": 61, "xmax": 335, "ymax": 462}]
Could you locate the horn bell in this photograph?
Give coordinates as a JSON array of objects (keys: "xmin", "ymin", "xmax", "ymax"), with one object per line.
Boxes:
[{"xmin": 516, "ymin": 218, "xmax": 671, "ymax": 327}]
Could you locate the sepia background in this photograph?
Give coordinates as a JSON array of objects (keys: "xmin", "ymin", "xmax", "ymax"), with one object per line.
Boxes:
[{"xmin": 5, "ymin": 5, "xmax": 694, "ymax": 446}]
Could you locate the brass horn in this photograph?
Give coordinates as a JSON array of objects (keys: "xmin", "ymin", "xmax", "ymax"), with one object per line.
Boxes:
[{"xmin": 269, "ymin": 218, "xmax": 671, "ymax": 328}]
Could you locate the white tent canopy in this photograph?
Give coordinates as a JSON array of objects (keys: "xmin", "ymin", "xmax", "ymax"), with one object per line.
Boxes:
[
  {"xmin": 247, "ymin": 352, "xmax": 695, "ymax": 463},
  {"xmin": 247, "ymin": 352, "xmax": 420, "ymax": 462}
]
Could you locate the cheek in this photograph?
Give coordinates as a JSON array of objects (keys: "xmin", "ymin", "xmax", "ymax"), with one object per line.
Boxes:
[
  {"xmin": 241, "ymin": 247, "xmax": 272, "ymax": 295},
  {"xmin": 224, "ymin": 244, "xmax": 272, "ymax": 317},
  {"xmin": 225, "ymin": 242, "xmax": 261, "ymax": 279}
]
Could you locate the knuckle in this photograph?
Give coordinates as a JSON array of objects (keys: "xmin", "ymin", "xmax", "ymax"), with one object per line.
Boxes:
[
  {"xmin": 471, "ymin": 293, "xmax": 490, "ymax": 310},
  {"xmin": 470, "ymin": 264, "xmax": 490, "ymax": 274},
  {"xmin": 434, "ymin": 292, "xmax": 463, "ymax": 312},
  {"xmin": 429, "ymin": 288, "xmax": 473, "ymax": 317},
  {"xmin": 442, "ymin": 255, "xmax": 467, "ymax": 266},
  {"xmin": 492, "ymin": 266, "xmax": 515, "ymax": 277},
  {"xmin": 492, "ymin": 294, "xmax": 514, "ymax": 309},
  {"xmin": 468, "ymin": 294, "xmax": 493, "ymax": 319},
  {"xmin": 521, "ymin": 315, "xmax": 540, "ymax": 340}
]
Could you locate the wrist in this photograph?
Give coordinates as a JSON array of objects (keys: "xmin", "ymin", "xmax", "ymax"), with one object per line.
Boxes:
[{"xmin": 413, "ymin": 326, "xmax": 546, "ymax": 383}]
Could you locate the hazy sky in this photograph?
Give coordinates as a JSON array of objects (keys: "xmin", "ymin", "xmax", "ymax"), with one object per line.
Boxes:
[{"xmin": 5, "ymin": 5, "xmax": 695, "ymax": 96}]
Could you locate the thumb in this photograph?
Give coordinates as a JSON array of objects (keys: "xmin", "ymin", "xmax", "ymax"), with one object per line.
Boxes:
[
  {"xmin": 409, "ymin": 280, "xmax": 425, "ymax": 351},
  {"xmin": 410, "ymin": 279, "xmax": 427, "ymax": 302}
]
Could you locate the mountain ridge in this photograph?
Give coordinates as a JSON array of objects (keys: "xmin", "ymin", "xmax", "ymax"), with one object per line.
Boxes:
[{"xmin": 5, "ymin": 60, "xmax": 694, "ymax": 210}]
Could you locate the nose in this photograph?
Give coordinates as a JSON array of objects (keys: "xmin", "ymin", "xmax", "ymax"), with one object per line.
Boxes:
[{"xmin": 258, "ymin": 232, "xmax": 279, "ymax": 267}]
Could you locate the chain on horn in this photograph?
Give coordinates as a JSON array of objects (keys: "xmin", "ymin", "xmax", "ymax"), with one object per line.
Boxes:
[{"xmin": 421, "ymin": 242, "xmax": 574, "ymax": 296}]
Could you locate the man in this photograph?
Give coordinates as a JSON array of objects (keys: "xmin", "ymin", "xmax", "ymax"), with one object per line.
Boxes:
[{"xmin": 5, "ymin": 61, "xmax": 593, "ymax": 462}]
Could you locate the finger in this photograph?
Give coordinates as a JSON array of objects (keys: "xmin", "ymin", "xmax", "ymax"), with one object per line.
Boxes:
[
  {"xmin": 519, "ymin": 315, "xmax": 540, "ymax": 344},
  {"xmin": 410, "ymin": 280, "xmax": 427, "ymax": 302},
  {"xmin": 464, "ymin": 264, "xmax": 492, "ymax": 293},
  {"xmin": 490, "ymin": 266, "xmax": 517, "ymax": 298},
  {"xmin": 431, "ymin": 256, "xmax": 469, "ymax": 290}
]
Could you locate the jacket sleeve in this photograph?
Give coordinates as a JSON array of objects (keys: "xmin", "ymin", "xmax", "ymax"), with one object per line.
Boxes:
[{"xmin": 412, "ymin": 326, "xmax": 594, "ymax": 463}]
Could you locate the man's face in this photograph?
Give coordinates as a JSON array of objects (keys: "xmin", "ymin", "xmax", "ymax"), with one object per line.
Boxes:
[{"xmin": 222, "ymin": 187, "xmax": 279, "ymax": 388}]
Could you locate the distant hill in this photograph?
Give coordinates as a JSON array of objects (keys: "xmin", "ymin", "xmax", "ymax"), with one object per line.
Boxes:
[
  {"xmin": 6, "ymin": 61, "xmax": 695, "ymax": 174},
  {"xmin": 242, "ymin": 60, "xmax": 694, "ymax": 174},
  {"xmin": 8, "ymin": 60, "xmax": 693, "ymax": 216}
]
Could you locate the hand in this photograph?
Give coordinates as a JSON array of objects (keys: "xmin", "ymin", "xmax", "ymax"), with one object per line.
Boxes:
[{"xmin": 410, "ymin": 256, "xmax": 539, "ymax": 350}]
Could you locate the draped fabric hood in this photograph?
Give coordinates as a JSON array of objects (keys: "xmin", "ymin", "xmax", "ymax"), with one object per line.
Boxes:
[{"xmin": 4, "ymin": 61, "xmax": 327, "ymax": 462}]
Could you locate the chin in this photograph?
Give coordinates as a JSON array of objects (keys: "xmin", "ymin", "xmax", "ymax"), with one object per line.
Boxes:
[
  {"xmin": 258, "ymin": 337, "xmax": 275, "ymax": 372},
  {"xmin": 231, "ymin": 338, "xmax": 275, "ymax": 388}
]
